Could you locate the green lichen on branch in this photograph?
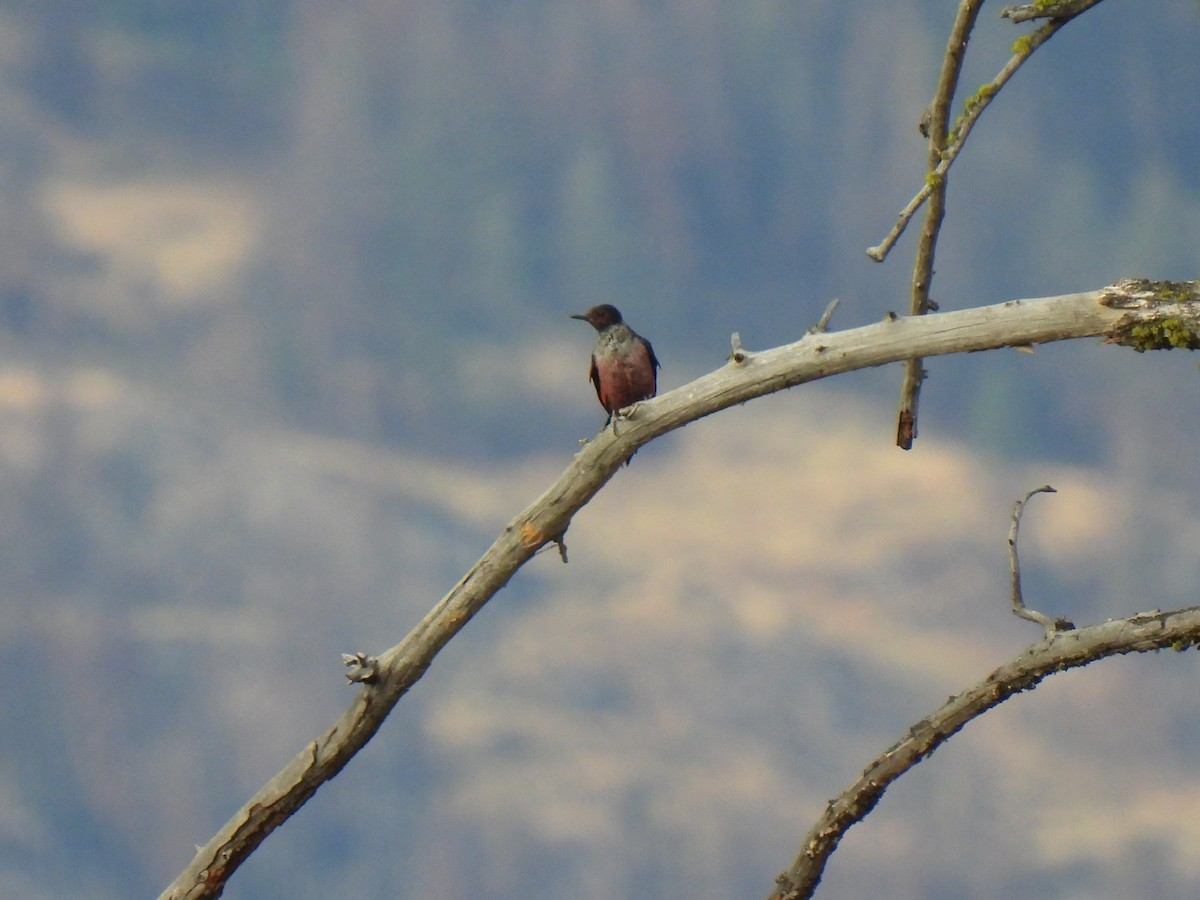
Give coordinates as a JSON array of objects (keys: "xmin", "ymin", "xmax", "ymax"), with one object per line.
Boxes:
[
  {"xmin": 1172, "ymin": 633, "xmax": 1200, "ymax": 652},
  {"xmin": 1127, "ymin": 279, "xmax": 1200, "ymax": 304},
  {"xmin": 1003, "ymin": 0, "xmax": 1102, "ymax": 24},
  {"xmin": 1103, "ymin": 280, "xmax": 1200, "ymax": 352},
  {"xmin": 947, "ymin": 83, "xmax": 998, "ymax": 147},
  {"xmin": 1101, "ymin": 279, "xmax": 1200, "ymax": 309},
  {"xmin": 1122, "ymin": 318, "xmax": 1200, "ymax": 352},
  {"xmin": 1011, "ymin": 33, "xmax": 1035, "ymax": 56}
]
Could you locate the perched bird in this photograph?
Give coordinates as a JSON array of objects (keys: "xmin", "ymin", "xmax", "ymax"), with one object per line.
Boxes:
[{"xmin": 571, "ymin": 304, "xmax": 660, "ymax": 425}]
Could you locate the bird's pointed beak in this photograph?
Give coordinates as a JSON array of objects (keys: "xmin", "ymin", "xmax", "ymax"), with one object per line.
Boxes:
[{"xmin": 570, "ymin": 313, "xmax": 588, "ymax": 321}]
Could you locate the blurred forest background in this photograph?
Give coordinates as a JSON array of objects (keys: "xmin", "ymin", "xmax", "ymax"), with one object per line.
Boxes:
[{"xmin": 1, "ymin": 2, "xmax": 1200, "ymax": 898}]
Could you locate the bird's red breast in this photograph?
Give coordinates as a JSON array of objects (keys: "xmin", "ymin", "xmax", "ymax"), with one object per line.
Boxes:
[{"xmin": 590, "ymin": 338, "xmax": 657, "ymax": 413}]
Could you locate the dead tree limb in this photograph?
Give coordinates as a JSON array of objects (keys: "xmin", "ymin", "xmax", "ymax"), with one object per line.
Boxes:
[
  {"xmin": 767, "ymin": 604, "xmax": 1200, "ymax": 900},
  {"xmin": 162, "ymin": 277, "xmax": 1200, "ymax": 899}
]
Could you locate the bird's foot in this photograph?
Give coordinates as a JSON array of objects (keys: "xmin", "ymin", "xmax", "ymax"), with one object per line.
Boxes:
[{"xmin": 614, "ymin": 401, "xmax": 645, "ymax": 424}]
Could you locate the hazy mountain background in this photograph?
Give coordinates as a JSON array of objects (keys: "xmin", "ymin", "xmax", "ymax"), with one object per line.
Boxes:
[{"xmin": 1, "ymin": 2, "xmax": 1199, "ymax": 898}]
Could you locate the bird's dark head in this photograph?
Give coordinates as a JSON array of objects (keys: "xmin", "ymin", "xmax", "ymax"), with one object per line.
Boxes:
[{"xmin": 570, "ymin": 304, "xmax": 623, "ymax": 331}]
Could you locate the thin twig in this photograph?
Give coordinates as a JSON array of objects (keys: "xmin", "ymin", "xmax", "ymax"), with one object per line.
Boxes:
[
  {"xmin": 1008, "ymin": 484, "xmax": 1070, "ymax": 636},
  {"xmin": 1001, "ymin": 0, "xmax": 1102, "ymax": 24},
  {"xmin": 808, "ymin": 299, "xmax": 840, "ymax": 335},
  {"xmin": 866, "ymin": 14, "xmax": 1083, "ymax": 264}
]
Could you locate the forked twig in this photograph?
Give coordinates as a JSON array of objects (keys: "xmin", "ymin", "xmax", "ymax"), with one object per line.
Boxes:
[
  {"xmin": 868, "ymin": 1, "xmax": 1105, "ymax": 263},
  {"xmin": 883, "ymin": 0, "xmax": 1107, "ymax": 448}
]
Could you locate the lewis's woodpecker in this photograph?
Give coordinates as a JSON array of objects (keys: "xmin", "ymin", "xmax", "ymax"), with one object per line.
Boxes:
[{"xmin": 571, "ymin": 304, "xmax": 660, "ymax": 425}]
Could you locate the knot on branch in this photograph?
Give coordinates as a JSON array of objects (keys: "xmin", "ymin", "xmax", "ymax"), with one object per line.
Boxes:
[
  {"xmin": 343, "ymin": 652, "xmax": 380, "ymax": 684},
  {"xmin": 729, "ymin": 332, "xmax": 750, "ymax": 364}
]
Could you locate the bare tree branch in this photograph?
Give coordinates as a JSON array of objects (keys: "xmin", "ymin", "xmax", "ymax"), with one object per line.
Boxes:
[
  {"xmin": 873, "ymin": 0, "xmax": 1107, "ymax": 448},
  {"xmin": 866, "ymin": 14, "xmax": 1080, "ymax": 263},
  {"xmin": 1001, "ymin": 0, "xmax": 1104, "ymax": 24},
  {"xmin": 162, "ymin": 278, "xmax": 1200, "ymax": 899},
  {"xmin": 895, "ymin": 0, "xmax": 985, "ymax": 450},
  {"xmin": 766, "ymin": 603, "xmax": 1200, "ymax": 900}
]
